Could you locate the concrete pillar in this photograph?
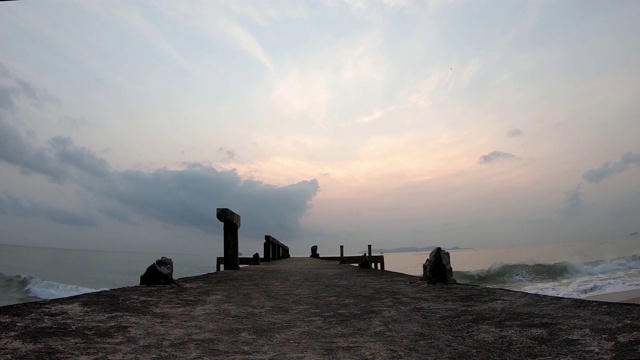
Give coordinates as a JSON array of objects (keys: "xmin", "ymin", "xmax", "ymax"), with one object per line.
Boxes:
[
  {"xmin": 263, "ymin": 235, "xmax": 272, "ymax": 262},
  {"xmin": 340, "ymin": 245, "xmax": 344, "ymax": 258},
  {"xmin": 368, "ymin": 244, "xmax": 372, "ymax": 257},
  {"xmin": 271, "ymin": 242, "xmax": 277, "ymax": 260},
  {"xmin": 216, "ymin": 208, "xmax": 241, "ymax": 271}
]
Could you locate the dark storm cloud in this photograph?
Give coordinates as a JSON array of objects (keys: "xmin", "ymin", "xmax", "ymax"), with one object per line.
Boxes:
[
  {"xmin": 0, "ymin": 117, "xmax": 111, "ymax": 182},
  {"xmin": 0, "ymin": 116, "xmax": 320, "ymax": 239},
  {"xmin": 0, "ymin": 58, "xmax": 319, "ymax": 238},
  {"xmin": 561, "ymin": 185, "xmax": 583, "ymax": 217},
  {"xmin": 506, "ymin": 128, "xmax": 523, "ymax": 137},
  {"xmin": 104, "ymin": 164, "xmax": 319, "ymax": 240},
  {"xmin": 0, "ymin": 192, "xmax": 97, "ymax": 227},
  {"xmin": 583, "ymin": 151, "xmax": 640, "ymax": 183},
  {"xmin": 478, "ymin": 151, "xmax": 517, "ymax": 164},
  {"xmin": 0, "ymin": 117, "xmax": 67, "ymax": 182}
]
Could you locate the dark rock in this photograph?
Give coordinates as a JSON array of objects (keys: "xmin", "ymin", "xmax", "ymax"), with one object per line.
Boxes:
[
  {"xmin": 139, "ymin": 257, "xmax": 177, "ymax": 286},
  {"xmin": 252, "ymin": 253, "xmax": 260, "ymax": 265},
  {"xmin": 358, "ymin": 253, "xmax": 371, "ymax": 269},
  {"xmin": 422, "ymin": 247, "xmax": 456, "ymax": 284},
  {"xmin": 310, "ymin": 245, "xmax": 320, "ymax": 258}
]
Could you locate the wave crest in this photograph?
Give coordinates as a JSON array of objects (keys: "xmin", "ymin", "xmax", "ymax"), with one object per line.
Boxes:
[
  {"xmin": 455, "ymin": 253, "xmax": 640, "ymax": 286},
  {"xmin": 1, "ymin": 272, "xmax": 104, "ymax": 302}
]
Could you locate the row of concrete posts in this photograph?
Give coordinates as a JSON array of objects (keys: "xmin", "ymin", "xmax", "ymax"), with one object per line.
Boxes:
[
  {"xmin": 216, "ymin": 208, "xmax": 290, "ymax": 271},
  {"xmin": 310, "ymin": 244, "xmax": 385, "ymax": 270}
]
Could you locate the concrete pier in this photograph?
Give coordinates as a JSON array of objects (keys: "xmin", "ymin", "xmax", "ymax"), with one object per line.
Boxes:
[{"xmin": 1, "ymin": 258, "xmax": 639, "ymax": 359}]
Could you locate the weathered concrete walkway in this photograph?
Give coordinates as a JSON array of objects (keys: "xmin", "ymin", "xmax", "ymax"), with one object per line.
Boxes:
[{"xmin": 1, "ymin": 258, "xmax": 639, "ymax": 359}]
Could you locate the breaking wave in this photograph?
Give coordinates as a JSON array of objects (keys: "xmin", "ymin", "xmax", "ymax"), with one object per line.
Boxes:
[
  {"xmin": 454, "ymin": 253, "xmax": 640, "ymax": 298},
  {"xmin": 455, "ymin": 253, "xmax": 640, "ymax": 285},
  {"xmin": 0, "ymin": 272, "xmax": 104, "ymax": 305}
]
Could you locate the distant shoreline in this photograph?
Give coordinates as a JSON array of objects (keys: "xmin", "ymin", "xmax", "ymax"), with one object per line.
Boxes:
[{"xmin": 369, "ymin": 246, "xmax": 468, "ymax": 254}]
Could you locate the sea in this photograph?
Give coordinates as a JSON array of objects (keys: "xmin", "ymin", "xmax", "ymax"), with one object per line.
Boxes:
[{"xmin": 1, "ymin": 236, "xmax": 640, "ymax": 307}]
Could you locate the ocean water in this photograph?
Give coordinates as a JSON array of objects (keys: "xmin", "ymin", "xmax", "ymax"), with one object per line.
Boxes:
[
  {"xmin": 382, "ymin": 236, "xmax": 640, "ymax": 299},
  {"xmin": 0, "ymin": 244, "xmax": 218, "ymax": 307},
  {"xmin": 1, "ymin": 236, "xmax": 640, "ymax": 307}
]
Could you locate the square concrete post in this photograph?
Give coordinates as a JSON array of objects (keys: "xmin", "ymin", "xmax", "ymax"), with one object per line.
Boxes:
[
  {"xmin": 368, "ymin": 244, "xmax": 372, "ymax": 257},
  {"xmin": 216, "ymin": 208, "xmax": 241, "ymax": 271},
  {"xmin": 263, "ymin": 235, "xmax": 272, "ymax": 262},
  {"xmin": 340, "ymin": 245, "xmax": 344, "ymax": 258},
  {"xmin": 271, "ymin": 242, "xmax": 277, "ymax": 260}
]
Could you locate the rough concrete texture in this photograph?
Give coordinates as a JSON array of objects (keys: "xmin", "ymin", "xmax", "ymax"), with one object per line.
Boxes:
[{"xmin": 1, "ymin": 257, "xmax": 639, "ymax": 359}]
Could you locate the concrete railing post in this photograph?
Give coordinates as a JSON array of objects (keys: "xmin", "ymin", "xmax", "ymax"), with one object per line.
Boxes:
[
  {"xmin": 216, "ymin": 208, "xmax": 241, "ymax": 271},
  {"xmin": 263, "ymin": 236, "xmax": 272, "ymax": 262},
  {"xmin": 340, "ymin": 245, "xmax": 344, "ymax": 258},
  {"xmin": 264, "ymin": 235, "xmax": 289, "ymax": 261},
  {"xmin": 368, "ymin": 244, "xmax": 372, "ymax": 257},
  {"xmin": 271, "ymin": 242, "xmax": 277, "ymax": 260}
]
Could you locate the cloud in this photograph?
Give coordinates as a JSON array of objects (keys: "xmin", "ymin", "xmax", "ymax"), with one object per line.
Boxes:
[
  {"xmin": 478, "ymin": 151, "xmax": 517, "ymax": 164},
  {"xmin": 0, "ymin": 117, "xmax": 111, "ymax": 182},
  {"xmin": 0, "ymin": 116, "xmax": 319, "ymax": 240},
  {"xmin": 45, "ymin": 208, "xmax": 98, "ymax": 227},
  {"xmin": 0, "ymin": 117, "xmax": 67, "ymax": 182},
  {"xmin": 583, "ymin": 151, "xmax": 640, "ymax": 183},
  {"xmin": 0, "ymin": 192, "xmax": 97, "ymax": 227},
  {"xmin": 99, "ymin": 207, "xmax": 136, "ymax": 225},
  {"xmin": 101, "ymin": 164, "xmax": 319, "ymax": 240},
  {"xmin": 561, "ymin": 184, "xmax": 583, "ymax": 217},
  {"xmin": 48, "ymin": 136, "xmax": 110, "ymax": 178},
  {"xmin": 217, "ymin": 146, "xmax": 236, "ymax": 161},
  {"xmin": 215, "ymin": 14, "xmax": 274, "ymax": 72},
  {"xmin": 0, "ymin": 62, "xmax": 58, "ymax": 110},
  {"xmin": 506, "ymin": 128, "xmax": 523, "ymax": 137}
]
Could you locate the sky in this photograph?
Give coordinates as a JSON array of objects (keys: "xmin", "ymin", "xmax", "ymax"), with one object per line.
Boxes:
[{"xmin": 0, "ymin": 0, "xmax": 639, "ymax": 256}]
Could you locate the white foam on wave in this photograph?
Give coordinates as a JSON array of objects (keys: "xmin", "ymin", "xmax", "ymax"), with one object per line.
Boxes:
[
  {"xmin": 520, "ymin": 268, "xmax": 640, "ymax": 299},
  {"xmin": 577, "ymin": 254, "xmax": 640, "ymax": 276},
  {"xmin": 23, "ymin": 276, "xmax": 106, "ymax": 300}
]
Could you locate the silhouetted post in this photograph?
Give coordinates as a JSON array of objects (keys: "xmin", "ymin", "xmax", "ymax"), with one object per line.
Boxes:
[
  {"xmin": 271, "ymin": 241, "xmax": 277, "ymax": 260},
  {"xmin": 368, "ymin": 245, "xmax": 372, "ymax": 257},
  {"xmin": 340, "ymin": 245, "xmax": 344, "ymax": 258},
  {"xmin": 216, "ymin": 208, "xmax": 241, "ymax": 271},
  {"xmin": 264, "ymin": 235, "xmax": 272, "ymax": 262},
  {"xmin": 310, "ymin": 245, "xmax": 319, "ymax": 258}
]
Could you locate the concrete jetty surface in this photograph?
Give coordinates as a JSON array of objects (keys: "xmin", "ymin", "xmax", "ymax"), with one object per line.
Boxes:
[{"xmin": 1, "ymin": 257, "xmax": 639, "ymax": 359}]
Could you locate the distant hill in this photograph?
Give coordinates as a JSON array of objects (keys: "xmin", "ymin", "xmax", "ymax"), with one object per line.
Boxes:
[{"xmin": 365, "ymin": 246, "xmax": 465, "ymax": 254}]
